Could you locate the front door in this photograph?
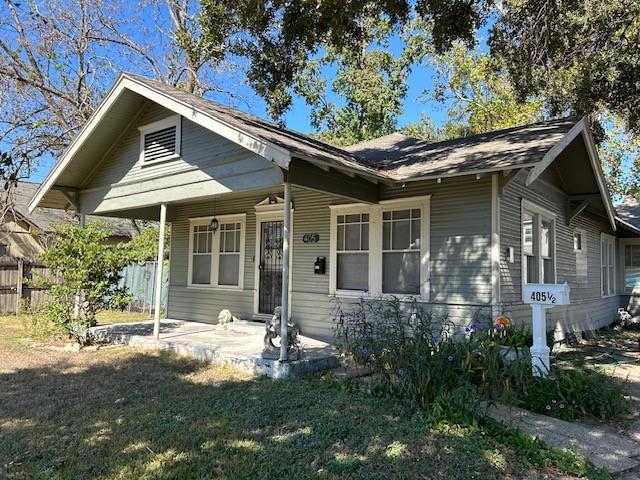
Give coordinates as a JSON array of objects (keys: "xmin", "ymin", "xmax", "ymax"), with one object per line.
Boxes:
[{"xmin": 258, "ymin": 220, "xmax": 283, "ymax": 315}]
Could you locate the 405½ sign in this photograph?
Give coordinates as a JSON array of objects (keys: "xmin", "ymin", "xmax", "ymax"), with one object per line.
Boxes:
[{"xmin": 523, "ymin": 283, "xmax": 570, "ymax": 305}]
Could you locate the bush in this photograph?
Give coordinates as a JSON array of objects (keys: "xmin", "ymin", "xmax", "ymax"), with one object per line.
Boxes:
[
  {"xmin": 516, "ymin": 368, "xmax": 630, "ymax": 420},
  {"xmin": 333, "ymin": 296, "xmax": 629, "ymax": 422},
  {"xmin": 34, "ymin": 222, "xmax": 133, "ymax": 344}
]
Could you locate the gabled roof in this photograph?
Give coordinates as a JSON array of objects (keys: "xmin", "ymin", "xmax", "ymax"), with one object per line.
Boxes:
[
  {"xmin": 27, "ymin": 73, "xmax": 617, "ymax": 231},
  {"xmin": 346, "ymin": 118, "xmax": 579, "ymax": 180},
  {"xmin": 615, "ymin": 198, "xmax": 640, "ymax": 234},
  {"xmin": 12, "ymin": 182, "xmax": 136, "ymax": 237}
]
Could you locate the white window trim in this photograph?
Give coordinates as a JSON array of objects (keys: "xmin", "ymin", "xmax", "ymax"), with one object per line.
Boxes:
[
  {"xmin": 573, "ymin": 228, "xmax": 586, "ymax": 253},
  {"xmin": 601, "ymin": 233, "xmax": 616, "ymax": 297},
  {"xmin": 138, "ymin": 114, "xmax": 182, "ymax": 166},
  {"xmin": 329, "ymin": 196, "xmax": 431, "ymax": 301},
  {"xmin": 521, "ymin": 199, "xmax": 557, "ymax": 292},
  {"xmin": 187, "ymin": 213, "xmax": 246, "ymax": 290}
]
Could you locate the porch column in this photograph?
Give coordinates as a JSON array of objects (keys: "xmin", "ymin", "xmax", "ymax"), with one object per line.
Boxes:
[
  {"xmin": 153, "ymin": 203, "xmax": 167, "ymax": 340},
  {"xmin": 73, "ymin": 214, "xmax": 86, "ymax": 320},
  {"xmin": 279, "ymin": 182, "xmax": 291, "ymax": 361}
]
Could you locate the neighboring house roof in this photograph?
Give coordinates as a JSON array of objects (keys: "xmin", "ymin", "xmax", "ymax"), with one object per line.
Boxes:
[
  {"xmin": 615, "ymin": 198, "xmax": 640, "ymax": 234},
  {"xmin": 11, "ymin": 181, "xmax": 136, "ymax": 237},
  {"xmin": 345, "ymin": 118, "xmax": 579, "ymax": 181}
]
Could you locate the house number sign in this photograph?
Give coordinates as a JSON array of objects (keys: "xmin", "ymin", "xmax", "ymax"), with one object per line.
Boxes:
[
  {"xmin": 523, "ymin": 283, "xmax": 570, "ymax": 378},
  {"xmin": 302, "ymin": 234, "xmax": 320, "ymax": 243}
]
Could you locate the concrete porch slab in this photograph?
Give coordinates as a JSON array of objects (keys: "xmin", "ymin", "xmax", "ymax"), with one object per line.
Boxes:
[{"xmin": 90, "ymin": 320, "xmax": 340, "ymax": 379}]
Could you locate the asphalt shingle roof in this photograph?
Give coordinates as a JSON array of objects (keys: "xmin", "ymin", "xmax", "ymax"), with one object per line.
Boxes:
[{"xmin": 11, "ymin": 181, "xmax": 136, "ymax": 237}]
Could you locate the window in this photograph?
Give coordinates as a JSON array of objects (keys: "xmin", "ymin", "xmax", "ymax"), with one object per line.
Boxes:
[
  {"xmin": 188, "ymin": 214, "xmax": 245, "ymax": 288},
  {"xmin": 336, "ymin": 212, "xmax": 369, "ymax": 291},
  {"xmin": 574, "ymin": 228, "xmax": 588, "ymax": 284},
  {"xmin": 601, "ymin": 234, "xmax": 615, "ymax": 297},
  {"xmin": 0, "ymin": 243, "xmax": 8, "ymax": 256},
  {"xmin": 382, "ymin": 208, "xmax": 421, "ymax": 294},
  {"xmin": 573, "ymin": 230, "xmax": 585, "ymax": 252},
  {"xmin": 623, "ymin": 243, "xmax": 640, "ymax": 293},
  {"xmin": 218, "ymin": 222, "xmax": 241, "ymax": 286},
  {"xmin": 330, "ymin": 196, "xmax": 430, "ymax": 299},
  {"xmin": 521, "ymin": 200, "xmax": 556, "ymax": 286},
  {"xmin": 139, "ymin": 115, "xmax": 181, "ymax": 164}
]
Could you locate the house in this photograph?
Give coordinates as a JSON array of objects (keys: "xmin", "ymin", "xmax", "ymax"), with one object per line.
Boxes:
[
  {"xmin": 612, "ymin": 197, "xmax": 640, "ymax": 319},
  {"xmin": 27, "ymin": 73, "xmax": 639, "ymax": 352},
  {"xmin": 1, "ymin": 181, "xmax": 136, "ymax": 261}
]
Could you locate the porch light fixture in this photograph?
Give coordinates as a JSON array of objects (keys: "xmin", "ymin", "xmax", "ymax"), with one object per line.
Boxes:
[{"xmin": 210, "ymin": 217, "xmax": 219, "ymax": 232}]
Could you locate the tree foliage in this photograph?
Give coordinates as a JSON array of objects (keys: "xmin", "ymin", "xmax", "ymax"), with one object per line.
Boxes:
[
  {"xmin": 293, "ymin": 17, "xmax": 431, "ymax": 146},
  {"xmin": 127, "ymin": 225, "xmax": 171, "ymax": 263},
  {"xmin": 36, "ymin": 222, "xmax": 132, "ymax": 342},
  {"xmin": 402, "ymin": 45, "xmax": 544, "ymax": 140},
  {"xmin": 490, "ymin": 0, "xmax": 640, "ymax": 136},
  {"xmin": 200, "ymin": 0, "xmax": 493, "ymax": 120}
]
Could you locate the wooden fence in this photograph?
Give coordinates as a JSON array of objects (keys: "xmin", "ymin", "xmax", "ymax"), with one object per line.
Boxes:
[
  {"xmin": 0, "ymin": 258, "xmax": 168, "ymax": 315},
  {"xmin": 0, "ymin": 257, "xmax": 51, "ymax": 314}
]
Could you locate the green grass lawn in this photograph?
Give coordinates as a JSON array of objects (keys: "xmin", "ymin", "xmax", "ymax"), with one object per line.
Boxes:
[{"xmin": 0, "ymin": 315, "xmax": 586, "ymax": 480}]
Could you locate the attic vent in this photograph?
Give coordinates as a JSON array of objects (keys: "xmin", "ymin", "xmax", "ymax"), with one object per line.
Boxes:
[
  {"xmin": 138, "ymin": 115, "xmax": 181, "ymax": 164},
  {"xmin": 144, "ymin": 126, "xmax": 176, "ymax": 162}
]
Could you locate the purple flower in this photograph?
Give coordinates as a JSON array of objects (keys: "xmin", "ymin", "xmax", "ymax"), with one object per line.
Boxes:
[
  {"xmin": 447, "ymin": 355, "xmax": 455, "ymax": 362},
  {"xmin": 548, "ymin": 374, "xmax": 557, "ymax": 381},
  {"xmin": 398, "ymin": 368, "xmax": 406, "ymax": 377},
  {"xmin": 495, "ymin": 323, "xmax": 506, "ymax": 331},
  {"xmin": 361, "ymin": 347, "xmax": 372, "ymax": 359},
  {"xmin": 559, "ymin": 403, "xmax": 565, "ymax": 409}
]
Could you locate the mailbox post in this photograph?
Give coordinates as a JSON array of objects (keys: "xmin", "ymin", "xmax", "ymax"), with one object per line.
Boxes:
[{"xmin": 522, "ymin": 283, "xmax": 570, "ymax": 377}]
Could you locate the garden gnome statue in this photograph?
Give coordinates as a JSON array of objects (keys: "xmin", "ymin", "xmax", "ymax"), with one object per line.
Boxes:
[{"xmin": 262, "ymin": 306, "xmax": 300, "ymax": 360}]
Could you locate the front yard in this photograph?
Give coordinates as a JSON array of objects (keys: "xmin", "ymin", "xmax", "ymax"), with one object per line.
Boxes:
[{"xmin": 0, "ymin": 314, "xmax": 594, "ymax": 480}]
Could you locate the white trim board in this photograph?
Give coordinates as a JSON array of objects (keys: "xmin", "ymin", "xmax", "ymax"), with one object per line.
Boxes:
[
  {"xmin": 187, "ymin": 213, "xmax": 246, "ymax": 290},
  {"xmin": 329, "ymin": 195, "xmax": 431, "ymax": 301}
]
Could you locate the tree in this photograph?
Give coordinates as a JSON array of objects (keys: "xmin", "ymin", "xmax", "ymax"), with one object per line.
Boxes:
[
  {"xmin": 403, "ymin": 44, "xmax": 544, "ymax": 140},
  {"xmin": 36, "ymin": 222, "xmax": 132, "ymax": 343},
  {"xmin": 293, "ymin": 16, "xmax": 431, "ymax": 146},
  {"xmin": 0, "ymin": 0, "xmax": 237, "ymax": 220},
  {"xmin": 489, "ymin": 0, "xmax": 640, "ymax": 136},
  {"xmin": 200, "ymin": 0, "xmax": 494, "ymax": 121}
]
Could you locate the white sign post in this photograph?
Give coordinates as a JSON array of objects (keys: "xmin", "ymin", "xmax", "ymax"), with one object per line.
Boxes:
[{"xmin": 523, "ymin": 283, "xmax": 570, "ymax": 377}]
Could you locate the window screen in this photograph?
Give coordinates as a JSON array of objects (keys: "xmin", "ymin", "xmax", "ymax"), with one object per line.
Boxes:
[
  {"xmin": 336, "ymin": 213, "xmax": 369, "ymax": 290},
  {"xmin": 382, "ymin": 208, "xmax": 421, "ymax": 294},
  {"xmin": 218, "ymin": 222, "xmax": 241, "ymax": 286},
  {"xmin": 191, "ymin": 224, "xmax": 212, "ymax": 284}
]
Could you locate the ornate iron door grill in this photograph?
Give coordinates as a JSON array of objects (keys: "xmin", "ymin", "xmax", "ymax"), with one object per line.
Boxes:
[{"xmin": 259, "ymin": 221, "xmax": 283, "ymax": 314}]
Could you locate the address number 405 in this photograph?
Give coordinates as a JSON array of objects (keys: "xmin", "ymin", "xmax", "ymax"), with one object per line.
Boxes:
[{"xmin": 530, "ymin": 291, "xmax": 556, "ymax": 303}]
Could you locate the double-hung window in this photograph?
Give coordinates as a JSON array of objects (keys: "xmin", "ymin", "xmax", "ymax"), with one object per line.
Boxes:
[
  {"xmin": 138, "ymin": 115, "xmax": 181, "ymax": 164},
  {"xmin": 336, "ymin": 212, "xmax": 369, "ymax": 291},
  {"xmin": 382, "ymin": 208, "xmax": 421, "ymax": 294},
  {"xmin": 601, "ymin": 234, "xmax": 616, "ymax": 297},
  {"xmin": 522, "ymin": 200, "xmax": 556, "ymax": 285},
  {"xmin": 330, "ymin": 196, "xmax": 430, "ymax": 299},
  {"xmin": 188, "ymin": 214, "xmax": 245, "ymax": 288}
]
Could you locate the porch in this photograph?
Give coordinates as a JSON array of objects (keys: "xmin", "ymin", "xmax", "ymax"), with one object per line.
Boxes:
[{"xmin": 90, "ymin": 319, "xmax": 340, "ymax": 379}]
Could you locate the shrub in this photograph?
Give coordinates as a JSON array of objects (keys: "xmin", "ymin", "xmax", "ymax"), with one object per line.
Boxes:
[
  {"xmin": 34, "ymin": 222, "xmax": 133, "ymax": 344},
  {"xmin": 333, "ymin": 296, "xmax": 629, "ymax": 422},
  {"xmin": 516, "ymin": 368, "xmax": 630, "ymax": 420},
  {"xmin": 332, "ymin": 296, "xmax": 529, "ymax": 415}
]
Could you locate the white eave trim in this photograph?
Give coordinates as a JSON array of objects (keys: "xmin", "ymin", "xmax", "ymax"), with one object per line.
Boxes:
[
  {"xmin": 28, "ymin": 73, "xmax": 292, "ymax": 214},
  {"xmin": 525, "ymin": 117, "xmax": 617, "ymax": 232}
]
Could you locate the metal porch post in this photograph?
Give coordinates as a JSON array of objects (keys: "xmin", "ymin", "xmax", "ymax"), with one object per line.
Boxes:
[
  {"xmin": 153, "ymin": 203, "xmax": 167, "ymax": 340},
  {"xmin": 279, "ymin": 182, "xmax": 291, "ymax": 361}
]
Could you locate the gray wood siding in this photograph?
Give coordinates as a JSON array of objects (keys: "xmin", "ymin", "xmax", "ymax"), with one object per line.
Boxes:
[
  {"xmin": 166, "ymin": 177, "xmax": 494, "ymax": 342},
  {"xmin": 499, "ymin": 170, "xmax": 620, "ymax": 334},
  {"xmin": 79, "ymin": 102, "xmax": 283, "ymax": 214}
]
